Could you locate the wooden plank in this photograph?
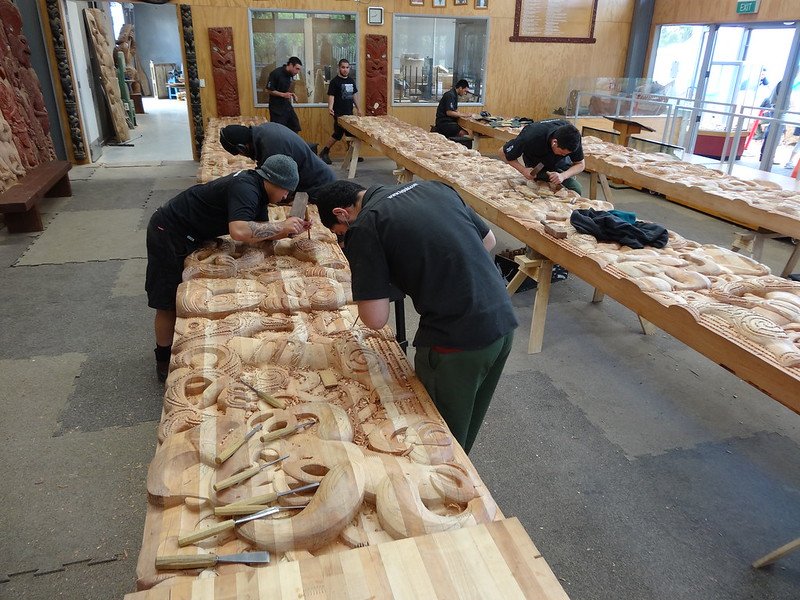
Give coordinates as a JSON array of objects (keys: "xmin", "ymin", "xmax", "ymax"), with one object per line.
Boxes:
[{"xmin": 124, "ymin": 519, "xmax": 570, "ymax": 600}]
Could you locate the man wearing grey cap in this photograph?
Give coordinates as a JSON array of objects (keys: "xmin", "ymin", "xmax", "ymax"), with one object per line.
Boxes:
[{"xmin": 145, "ymin": 154, "xmax": 309, "ymax": 381}]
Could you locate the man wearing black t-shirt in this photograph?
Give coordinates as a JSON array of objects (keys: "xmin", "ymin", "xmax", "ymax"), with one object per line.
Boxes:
[
  {"xmin": 314, "ymin": 179, "xmax": 517, "ymax": 454},
  {"xmin": 146, "ymin": 155, "xmax": 309, "ymax": 381},
  {"xmin": 267, "ymin": 57, "xmax": 303, "ymax": 132},
  {"xmin": 500, "ymin": 120, "xmax": 585, "ymax": 194},
  {"xmin": 319, "ymin": 59, "xmax": 360, "ymax": 165},
  {"xmin": 435, "ymin": 79, "xmax": 472, "ymax": 138},
  {"xmin": 219, "ymin": 123, "xmax": 336, "ymax": 199}
]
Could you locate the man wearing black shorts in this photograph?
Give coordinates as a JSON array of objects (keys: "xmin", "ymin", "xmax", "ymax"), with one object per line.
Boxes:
[
  {"xmin": 435, "ymin": 79, "xmax": 472, "ymax": 138},
  {"xmin": 267, "ymin": 57, "xmax": 303, "ymax": 133},
  {"xmin": 500, "ymin": 120, "xmax": 585, "ymax": 195},
  {"xmin": 146, "ymin": 155, "xmax": 309, "ymax": 381},
  {"xmin": 314, "ymin": 179, "xmax": 517, "ymax": 454},
  {"xmin": 319, "ymin": 59, "xmax": 360, "ymax": 165},
  {"xmin": 218, "ymin": 122, "xmax": 335, "ymax": 200}
]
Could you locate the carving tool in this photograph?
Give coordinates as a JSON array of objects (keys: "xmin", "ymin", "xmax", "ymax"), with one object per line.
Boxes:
[
  {"xmin": 305, "ymin": 205, "xmax": 311, "ymax": 239},
  {"xmin": 214, "ymin": 423, "xmax": 263, "ymax": 465},
  {"xmin": 350, "ymin": 314, "xmax": 360, "ymax": 330},
  {"xmin": 178, "ymin": 505, "xmax": 307, "ymax": 547},
  {"xmin": 259, "ymin": 419, "xmax": 315, "ymax": 443},
  {"xmin": 213, "ymin": 454, "xmax": 290, "ymax": 492},
  {"xmin": 156, "ymin": 551, "xmax": 270, "ymax": 570},
  {"xmin": 225, "ymin": 481, "xmax": 321, "ymax": 509},
  {"xmin": 239, "ymin": 379, "xmax": 286, "ymax": 409}
]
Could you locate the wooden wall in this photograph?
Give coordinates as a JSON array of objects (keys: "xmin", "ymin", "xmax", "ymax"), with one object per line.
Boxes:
[
  {"xmin": 172, "ymin": 0, "xmax": 634, "ymax": 155},
  {"xmin": 652, "ymin": 0, "xmax": 800, "ymax": 25}
]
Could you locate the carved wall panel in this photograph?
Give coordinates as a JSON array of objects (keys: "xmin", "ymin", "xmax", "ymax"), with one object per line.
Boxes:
[
  {"xmin": 83, "ymin": 8, "xmax": 130, "ymax": 143},
  {"xmin": 116, "ymin": 24, "xmax": 149, "ymax": 96},
  {"xmin": 180, "ymin": 5, "xmax": 204, "ymax": 158},
  {"xmin": 44, "ymin": 0, "xmax": 86, "ymax": 162},
  {"xmin": 364, "ymin": 35, "xmax": 387, "ymax": 117},
  {"xmin": 0, "ymin": 110, "xmax": 24, "ymax": 193},
  {"xmin": 208, "ymin": 27, "xmax": 239, "ymax": 117}
]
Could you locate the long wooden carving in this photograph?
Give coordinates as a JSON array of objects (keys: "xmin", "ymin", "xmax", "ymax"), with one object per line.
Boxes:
[
  {"xmin": 0, "ymin": 110, "xmax": 24, "ymax": 193},
  {"xmin": 364, "ymin": 35, "xmax": 387, "ymax": 116},
  {"xmin": 180, "ymin": 5, "xmax": 204, "ymax": 158},
  {"xmin": 83, "ymin": 8, "xmax": 130, "ymax": 142},
  {"xmin": 208, "ymin": 27, "xmax": 239, "ymax": 117}
]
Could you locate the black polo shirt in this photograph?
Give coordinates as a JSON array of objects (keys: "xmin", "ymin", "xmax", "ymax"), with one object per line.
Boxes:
[
  {"xmin": 328, "ymin": 75, "xmax": 358, "ymax": 116},
  {"xmin": 502, "ymin": 119, "xmax": 584, "ymax": 171},
  {"xmin": 435, "ymin": 88, "xmax": 459, "ymax": 126},
  {"xmin": 250, "ymin": 123, "xmax": 336, "ymax": 193},
  {"xmin": 159, "ymin": 170, "xmax": 268, "ymax": 241},
  {"xmin": 267, "ymin": 65, "xmax": 294, "ymax": 113},
  {"xmin": 344, "ymin": 181, "xmax": 517, "ymax": 349}
]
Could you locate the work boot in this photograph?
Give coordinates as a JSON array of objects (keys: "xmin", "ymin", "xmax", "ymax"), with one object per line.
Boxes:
[
  {"xmin": 319, "ymin": 147, "xmax": 332, "ymax": 165},
  {"xmin": 156, "ymin": 361, "xmax": 169, "ymax": 383}
]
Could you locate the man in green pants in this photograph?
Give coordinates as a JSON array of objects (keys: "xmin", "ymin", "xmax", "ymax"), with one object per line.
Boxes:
[{"xmin": 314, "ymin": 180, "xmax": 517, "ymax": 454}]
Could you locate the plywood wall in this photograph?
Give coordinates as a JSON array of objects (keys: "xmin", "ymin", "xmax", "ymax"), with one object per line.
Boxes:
[
  {"xmin": 652, "ymin": 0, "xmax": 800, "ymax": 25},
  {"xmin": 177, "ymin": 0, "xmax": 634, "ymax": 154}
]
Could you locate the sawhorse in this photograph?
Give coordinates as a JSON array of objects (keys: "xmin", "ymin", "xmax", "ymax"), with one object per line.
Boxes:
[{"xmin": 504, "ymin": 251, "xmax": 553, "ymax": 354}]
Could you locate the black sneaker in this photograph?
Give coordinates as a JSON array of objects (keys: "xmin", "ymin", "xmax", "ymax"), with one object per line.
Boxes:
[
  {"xmin": 357, "ymin": 157, "xmax": 364, "ymax": 162},
  {"xmin": 319, "ymin": 149, "xmax": 332, "ymax": 165},
  {"xmin": 156, "ymin": 361, "xmax": 169, "ymax": 382}
]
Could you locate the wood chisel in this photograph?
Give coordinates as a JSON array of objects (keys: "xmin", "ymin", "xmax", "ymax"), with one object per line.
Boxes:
[
  {"xmin": 213, "ymin": 454, "xmax": 289, "ymax": 492},
  {"xmin": 215, "ymin": 423, "xmax": 263, "ymax": 465},
  {"xmin": 156, "ymin": 551, "xmax": 270, "ymax": 570},
  {"xmin": 239, "ymin": 379, "xmax": 286, "ymax": 409},
  {"xmin": 259, "ymin": 419, "xmax": 315, "ymax": 443},
  {"xmin": 222, "ymin": 480, "xmax": 321, "ymax": 510},
  {"xmin": 178, "ymin": 505, "xmax": 306, "ymax": 547}
]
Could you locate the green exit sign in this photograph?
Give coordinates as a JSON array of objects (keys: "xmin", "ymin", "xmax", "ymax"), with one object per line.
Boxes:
[{"xmin": 736, "ymin": 0, "xmax": 760, "ymax": 14}]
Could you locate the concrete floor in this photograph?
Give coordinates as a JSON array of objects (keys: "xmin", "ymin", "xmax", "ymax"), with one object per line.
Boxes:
[{"xmin": 0, "ymin": 152, "xmax": 798, "ymax": 599}]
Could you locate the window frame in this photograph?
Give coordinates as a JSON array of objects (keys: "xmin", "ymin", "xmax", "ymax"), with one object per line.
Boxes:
[
  {"xmin": 391, "ymin": 12, "xmax": 489, "ymax": 107},
  {"xmin": 248, "ymin": 8, "xmax": 360, "ymax": 108}
]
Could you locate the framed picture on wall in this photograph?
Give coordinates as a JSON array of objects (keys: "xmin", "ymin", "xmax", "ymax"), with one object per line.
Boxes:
[
  {"xmin": 475, "ymin": 0, "xmax": 488, "ymax": 8},
  {"xmin": 454, "ymin": 0, "xmax": 468, "ymax": 4},
  {"xmin": 410, "ymin": 0, "xmax": 424, "ymax": 5},
  {"xmin": 433, "ymin": 0, "xmax": 446, "ymax": 7}
]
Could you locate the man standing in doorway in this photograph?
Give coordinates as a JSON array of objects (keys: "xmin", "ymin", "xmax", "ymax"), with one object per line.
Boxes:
[
  {"xmin": 500, "ymin": 119, "xmax": 585, "ymax": 195},
  {"xmin": 435, "ymin": 79, "xmax": 472, "ymax": 138},
  {"xmin": 319, "ymin": 59, "xmax": 361, "ymax": 165},
  {"xmin": 267, "ymin": 57, "xmax": 303, "ymax": 133},
  {"xmin": 314, "ymin": 179, "xmax": 517, "ymax": 454}
]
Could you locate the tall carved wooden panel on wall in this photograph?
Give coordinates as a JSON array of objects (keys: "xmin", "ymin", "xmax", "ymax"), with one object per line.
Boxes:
[
  {"xmin": 365, "ymin": 35, "xmax": 387, "ymax": 116},
  {"xmin": 208, "ymin": 27, "xmax": 239, "ymax": 117}
]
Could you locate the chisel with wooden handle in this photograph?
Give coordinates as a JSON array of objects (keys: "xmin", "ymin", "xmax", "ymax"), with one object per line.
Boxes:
[
  {"xmin": 224, "ymin": 480, "xmax": 321, "ymax": 509},
  {"xmin": 239, "ymin": 379, "xmax": 286, "ymax": 409},
  {"xmin": 215, "ymin": 423, "xmax": 263, "ymax": 465},
  {"xmin": 156, "ymin": 551, "xmax": 270, "ymax": 570},
  {"xmin": 259, "ymin": 419, "xmax": 315, "ymax": 443},
  {"xmin": 178, "ymin": 505, "xmax": 306, "ymax": 547},
  {"xmin": 213, "ymin": 454, "xmax": 289, "ymax": 492}
]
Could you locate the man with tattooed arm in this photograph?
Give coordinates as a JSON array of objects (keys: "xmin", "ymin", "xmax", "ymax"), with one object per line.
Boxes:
[{"xmin": 146, "ymin": 154, "xmax": 308, "ymax": 381}]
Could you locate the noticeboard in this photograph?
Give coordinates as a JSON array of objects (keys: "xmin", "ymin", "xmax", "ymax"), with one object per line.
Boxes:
[{"xmin": 510, "ymin": 0, "xmax": 599, "ymax": 44}]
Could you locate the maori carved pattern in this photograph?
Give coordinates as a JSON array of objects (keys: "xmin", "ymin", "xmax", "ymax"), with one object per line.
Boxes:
[
  {"xmin": 180, "ymin": 5, "xmax": 204, "ymax": 157},
  {"xmin": 44, "ymin": 0, "xmax": 86, "ymax": 161},
  {"xmin": 208, "ymin": 27, "xmax": 239, "ymax": 117},
  {"xmin": 365, "ymin": 35, "xmax": 387, "ymax": 116}
]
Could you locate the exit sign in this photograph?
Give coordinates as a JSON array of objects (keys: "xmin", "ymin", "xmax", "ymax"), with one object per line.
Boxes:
[{"xmin": 736, "ymin": 0, "xmax": 760, "ymax": 14}]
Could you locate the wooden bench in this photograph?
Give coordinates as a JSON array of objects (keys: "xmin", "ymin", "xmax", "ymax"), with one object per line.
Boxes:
[{"xmin": 0, "ymin": 160, "xmax": 72, "ymax": 233}]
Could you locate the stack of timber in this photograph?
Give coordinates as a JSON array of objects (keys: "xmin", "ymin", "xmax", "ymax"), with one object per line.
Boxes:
[
  {"xmin": 198, "ymin": 116, "xmax": 268, "ymax": 183},
  {"xmin": 339, "ymin": 115, "xmax": 800, "ymax": 413},
  {"xmin": 134, "ymin": 202, "xmax": 568, "ymax": 597}
]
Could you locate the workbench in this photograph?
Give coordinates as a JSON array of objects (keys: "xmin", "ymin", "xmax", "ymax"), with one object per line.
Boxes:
[{"xmin": 339, "ymin": 116, "xmax": 800, "ymax": 417}]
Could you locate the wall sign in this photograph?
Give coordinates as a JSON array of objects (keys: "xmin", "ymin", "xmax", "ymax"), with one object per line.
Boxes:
[{"xmin": 510, "ymin": 0, "xmax": 598, "ymax": 44}]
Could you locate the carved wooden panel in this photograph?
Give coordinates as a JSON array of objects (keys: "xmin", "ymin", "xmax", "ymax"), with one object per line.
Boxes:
[
  {"xmin": 180, "ymin": 5, "xmax": 204, "ymax": 159},
  {"xmin": 0, "ymin": 110, "xmax": 24, "ymax": 193},
  {"xmin": 365, "ymin": 35, "xmax": 387, "ymax": 117},
  {"xmin": 208, "ymin": 27, "xmax": 239, "ymax": 117},
  {"xmin": 83, "ymin": 8, "xmax": 130, "ymax": 143}
]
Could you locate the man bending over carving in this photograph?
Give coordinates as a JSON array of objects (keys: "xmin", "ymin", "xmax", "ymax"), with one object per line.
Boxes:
[{"xmin": 145, "ymin": 154, "xmax": 309, "ymax": 381}]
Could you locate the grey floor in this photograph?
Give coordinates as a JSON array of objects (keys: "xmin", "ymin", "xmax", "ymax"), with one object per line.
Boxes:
[{"xmin": 0, "ymin": 142, "xmax": 798, "ymax": 599}]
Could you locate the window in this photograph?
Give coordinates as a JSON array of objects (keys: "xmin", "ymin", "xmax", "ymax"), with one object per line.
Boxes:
[
  {"xmin": 250, "ymin": 10, "xmax": 357, "ymax": 106},
  {"xmin": 393, "ymin": 15, "xmax": 488, "ymax": 105}
]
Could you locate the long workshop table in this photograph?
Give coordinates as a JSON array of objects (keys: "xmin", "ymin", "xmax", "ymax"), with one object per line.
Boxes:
[
  {"xmin": 339, "ymin": 116, "xmax": 800, "ymax": 417},
  {"xmin": 457, "ymin": 116, "xmax": 800, "ymax": 276}
]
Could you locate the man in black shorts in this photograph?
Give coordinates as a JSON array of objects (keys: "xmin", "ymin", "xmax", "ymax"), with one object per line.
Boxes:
[
  {"xmin": 146, "ymin": 155, "xmax": 309, "ymax": 381},
  {"xmin": 435, "ymin": 79, "xmax": 472, "ymax": 138},
  {"xmin": 314, "ymin": 179, "xmax": 517, "ymax": 454},
  {"xmin": 500, "ymin": 119, "xmax": 585, "ymax": 195},
  {"xmin": 318, "ymin": 59, "xmax": 360, "ymax": 165},
  {"xmin": 267, "ymin": 57, "xmax": 303, "ymax": 133},
  {"xmin": 219, "ymin": 122, "xmax": 335, "ymax": 200}
]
